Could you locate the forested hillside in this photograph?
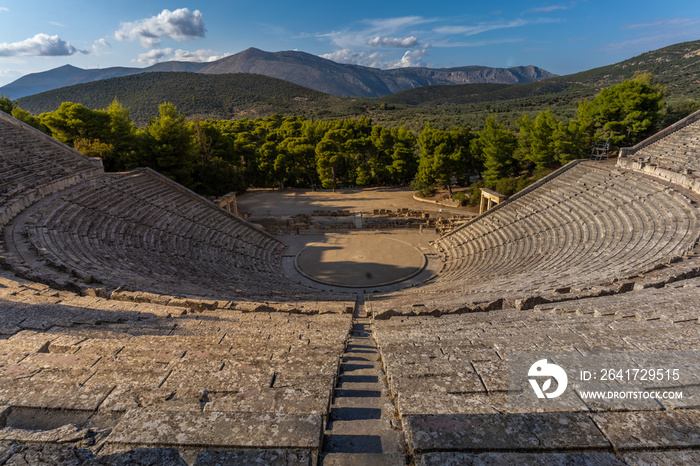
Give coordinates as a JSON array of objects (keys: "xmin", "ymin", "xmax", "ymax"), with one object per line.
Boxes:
[
  {"xmin": 373, "ymin": 40, "xmax": 700, "ymax": 130},
  {"xmin": 15, "ymin": 40, "xmax": 700, "ymax": 133},
  {"xmin": 2, "ymin": 74, "xmax": 680, "ymax": 206},
  {"xmin": 16, "ymin": 72, "xmax": 352, "ymax": 125}
]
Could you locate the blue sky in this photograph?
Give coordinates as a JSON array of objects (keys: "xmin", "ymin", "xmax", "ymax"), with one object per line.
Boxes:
[{"xmin": 1, "ymin": 0, "xmax": 699, "ymax": 87}]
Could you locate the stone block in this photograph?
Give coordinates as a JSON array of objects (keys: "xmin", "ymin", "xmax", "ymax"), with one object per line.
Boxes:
[
  {"xmin": 194, "ymin": 449, "xmax": 313, "ymax": 466},
  {"xmin": 0, "ymin": 379, "xmax": 113, "ymax": 411},
  {"xmin": 622, "ymin": 450, "xmax": 700, "ymax": 466},
  {"xmin": 397, "ymin": 392, "xmax": 501, "ymax": 417},
  {"xmin": 204, "ymin": 387, "xmax": 331, "ymax": 416},
  {"xmin": 405, "ymin": 413, "xmax": 609, "ymax": 454},
  {"xmin": 592, "ymin": 409, "xmax": 700, "ymax": 450},
  {"xmin": 106, "ymin": 409, "xmax": 323, "ymax": 453},
  {"xmin": 418, "ymin": 452, "xmax": 625, "ymax": 466}
]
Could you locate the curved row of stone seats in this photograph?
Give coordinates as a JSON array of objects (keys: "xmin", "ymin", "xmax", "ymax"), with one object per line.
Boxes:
[
  {"xmin": 373, "ymin": 278, "xmax": 700, "ymax": 464},
  {"xmin": 374, "ymin": 162, "xmax": 699, "ymax": 313},
  {"xmin": 0, "ymin": 270, "xmax": 352, "ymax": 463},
  {"xmin": 14, "ymin": 167, "xmax": 320, "ymax": 299},
  {"xmin": 0, "ymin": 111, "xmax": 104, "ymax": 228},
  {"xmin": 619, "ymin": 109, "xmax": 700, "ymax": 194}
]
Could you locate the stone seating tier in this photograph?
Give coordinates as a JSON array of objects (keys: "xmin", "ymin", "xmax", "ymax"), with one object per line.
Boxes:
[
  {"xmin": 0, "ymin": 271, "xmax": 352, "ymax": 463},
  {"xmin": 619, "ymin": 109, "xmax": 700, "ymax": 194},
  {"xmin": 0, "ymin": 113, "xmax": 104, "ymax": 228},
  {"xmin": 373, "ymin": 278, "xmax": 700, "ymax": 463},
  {"xmin": 371, "ymin": 162, "xmax": 699, "ymax": 315},
  {"xmin": 5, "ymin": 168, "xmax": 337, "ymax": 301}
]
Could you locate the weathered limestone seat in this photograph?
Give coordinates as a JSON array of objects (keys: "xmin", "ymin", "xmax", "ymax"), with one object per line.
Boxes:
[
  {"xmin": 374, "ymin": 279, "xmax": 700, "ymax": 464},
  {"xmin": 373, "ymin": 162, "xmax": 699, "ymax": 315},
  {"xmin": 0, "ymin": 271, "xmax": 352, "ymax": 463},
  {"xmin": 8, "ymin": 167, "xmax": 327, "ymax": 300},
  {"xmin": 0, "ymin": 112, "xmax": 104, "ymax": 228},
  {"xmin": 619, "ymin": 109, "xmax": 700, "ymax": 193}
]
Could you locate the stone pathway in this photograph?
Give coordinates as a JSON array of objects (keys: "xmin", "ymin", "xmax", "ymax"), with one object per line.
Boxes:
[{"xmin": 321, "ymin": 296, "xmax": 407, "ymax": 465}]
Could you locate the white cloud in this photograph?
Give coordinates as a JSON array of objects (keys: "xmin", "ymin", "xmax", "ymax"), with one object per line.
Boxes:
[
  {"xmin": 622, "ymin": 17, "xmax": 700, "ymax": 31},
  {"xmin": 173, "ymin": 49, "xmax": 231, "ymax": 62},
  {"xmin": 0, "ymin": 7, "xmax": 8, "ymax": 12},
  {"xmin": 435, "ymin": 19, "xmax": 528, "ymax": 36},
  {"xmin": 433, "ymin": 38, "xmax": 524, "ymax": 48},
  {"xmin": 312, "ymin": 16, "xmax": 433, "ymax": 68},
  {"xmin": 388, "ymin": 48, "xmax": 428, "ymax": 68},
  {"xmin": 526, "ymin": 4, "xmax": 570, "ymax": 13},
  {"xmin": 135, "ymin": 48, "xmax": 174, "ymax": 65},
  {"xmin": 321, "ymin": 45, "xmax": 428, "ymax": 69},
  {"xmin": 320, "ymin": 49, "xmax": 387, "ymax": 68},
  {"xmin": 48, "ymin": 21, "xmax": 65, "ymax": 27},
  {"xmin": 436, "ymin": 17, "xmax": 562, "ymax": 37},
  {"xmin": 365, "ymin": 16, "xmax": 433, "ymax": 31},
  {"xmin": 601, "ymin": 17, "xmax": 700, "ymax": 56},
  {"xmin": 366, "ymin": 36, "xmax": 419, "ymax": 48},
  {"xmin": 115, "ymin": 8, "xmax": 205, "ymax": 48},
  {"xmin": 135, "ymin": 47, "xmax": 229, "ymax": 65},
  {"xmin": 91, "ymin": 38, "xmax": 111, "ymax": 56},
  {"xmin": 310, "ymin": 16, "xmax": 433, "ymax": 50},
  {"xmin": 0, "ymin": 33, "xmax": 85, "ymax": 57}
]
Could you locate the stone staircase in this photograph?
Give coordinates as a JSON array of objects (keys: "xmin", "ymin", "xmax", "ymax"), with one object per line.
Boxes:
[{"xmin": 322, "ymin": 297, "xmax": 407, "ymax": 465}]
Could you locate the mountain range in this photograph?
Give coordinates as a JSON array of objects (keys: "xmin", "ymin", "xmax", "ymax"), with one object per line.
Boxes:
[{"xmin": 0, "ymin": 47, "xmax": 556, "ymax": 99}]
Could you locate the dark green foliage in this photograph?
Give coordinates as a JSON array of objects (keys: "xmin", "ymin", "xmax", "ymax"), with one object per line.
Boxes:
[
  {"xmin": 451, "ymin": 191, "xmax": 468, "ymax": 206},
  {"xmin": 416, "ymin": 125, "xmax": 475, "ymax": 194},
  {"xmin": 14, "ymin": 68, "xmax": 692, "ymax": 200},
  {"xmin": 0, "ymin": 95, "xmax": 12, "ymax": 114},
  {"xmin": 17, "ymin": 72, "xmax": 345, "ymax": 126},
  {"xmin": 574, "ymin": 77, "xmax": 665, "ymax": 147},
  {"xmin": 479, "ymin": 118, "xmax": 519, "ymax": 186},
  {"xmin": 140, "ymin": 103, "xmax": 199, "ymax": 188}
]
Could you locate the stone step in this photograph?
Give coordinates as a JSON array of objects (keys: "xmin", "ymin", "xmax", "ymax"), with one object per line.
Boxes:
[
  {"xmin": 326, "ymin": 419, "xmax": 396, "ymax": 434},
  {"xmin": 322, "ymin": 452, "xmax": 407, "ymax": 465},
  {"xmin": 323, "ymin": 430, "xmax": 406, "ymax": 455},
  {"xmin": 331, "ymin": 396, "xmax": 397, "ymax": 412},
  {"xmin": 322, "ymin": 301, "xmax": 407, "ymax": 463}
]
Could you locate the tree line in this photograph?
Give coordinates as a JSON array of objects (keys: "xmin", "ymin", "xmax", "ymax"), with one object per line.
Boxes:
[{"xmin": 0, "ymin": 73, "xmax": 679, "ymax": 199}]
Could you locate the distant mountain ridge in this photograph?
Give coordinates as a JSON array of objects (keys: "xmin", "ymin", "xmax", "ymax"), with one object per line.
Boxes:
[{"xmin": 0, "ymin": 47, "xmax": 556, "ymax": 99}]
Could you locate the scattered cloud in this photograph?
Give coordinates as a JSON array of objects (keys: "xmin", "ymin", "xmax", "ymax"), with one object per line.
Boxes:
[
  {"xmin": 320, "ymin": 49, "xmax": 387, "ymax": 68},
  {"xmin": 604, "ymin": 17, "xmax": 700, "ymax": 53},
  {"xmin": 312, "ymin": 16, "xmax": 433, "ymax": 69},
  {"xmin": 432, "ymin": 38, "xmax": 524, "ymax": 48},
  {"xmin": 622, "ymin": 16, "xmax": 700, "ymax": 31},
  {"xmin": 309, "ymin": 15, "xmax": 433, "ymax": 49},
  {"xmin": 0, "ymin": 33, "xmax": 86, "ymax": 57},
  {"xmin": 434, "ymin": 19, "xmax": 525, "ymax": 36},
  {"xmin": 0, "ymin": 7, "xmax": 8, "ymax": 12},
  {"xmin": 366, "ymin": 36, "xmax": 419, "ymax": 48},
  {"xmin": 313, "ymin": 13, "xmax": 560, "ymax": 69},
  {"xmin": 434, "ymin": 18, "xmax": 561, "ymax": 37},
  {"xmin": 91, "ymin": 38, "xmax": 111, "ymax": 56},
  {"xmin": 173, "ymin": 49, "xmax": 231, "ymax": 62},
  {"xmin": 48, "ymin": 21, "xmax": 65, "ymax": 27},
  {"xmin": 135, "ymin": 47, "xmax": 229, "ymax": 65},
  {"xmin": 321, "ymin": 44, "xmax": 429, "ymax": 69},
  {"xmin": 135, "ymin": 48, "xmax": 173, "ymax": 65},
  {"xmin": 115, "ymin": 8, "xmax": 205, "ymax": 48},
  {"xmin": 527, "ymin": 4, "xmax": 571, "ymax": 13},
  {"xmin": 389, "ymin": 46, "xmax": 429, "ymax": 68}
]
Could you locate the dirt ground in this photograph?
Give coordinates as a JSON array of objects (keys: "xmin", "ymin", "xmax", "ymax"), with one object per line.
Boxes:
[
  {"xmin": 236, "ymin": 187, "xmax": 472, "ymax": 217},
  {"xmin": 237, "ymin": 187, "xmax": 451, "ymax": 289},
  {"xmin": 295, "ymin": 232, "xmax": 427, "ymax": 287}
]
